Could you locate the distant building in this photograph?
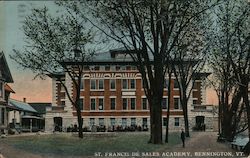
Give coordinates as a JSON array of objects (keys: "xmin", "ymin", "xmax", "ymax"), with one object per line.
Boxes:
[
  {"xmin": 8, "ymin": 98, "xmax": 44, "ymax": 132},
  {"xmin": 45, "ymin": 49, "xmax": 216, "ymax": 132},
  {"xmin": 29, "ymin": 103, "xmax": 52, "ymax": 118},
  {"xmin": 0, "ymin": 51, "xmax": 14, "ymax": 134}
]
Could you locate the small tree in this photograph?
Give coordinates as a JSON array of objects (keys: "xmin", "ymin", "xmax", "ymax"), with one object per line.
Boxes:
[{"xmin": 11, "ymin": 3, "xmax": 94, "ymax": 138}]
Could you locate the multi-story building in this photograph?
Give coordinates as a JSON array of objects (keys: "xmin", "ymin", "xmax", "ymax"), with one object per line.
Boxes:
[
  {"xmin": 0, "ymin": 51, "xmax": 14, "ymax": 134},
  {"xmin": 45, "ymin": 49, "xmax": 216, "ymax": 132}
]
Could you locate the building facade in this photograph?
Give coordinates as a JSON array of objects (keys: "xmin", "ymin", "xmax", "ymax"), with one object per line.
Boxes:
[
  {"xmin": 45, "ymin": 50, "xmax": 216, "ymax": 132},
  {"xmin": 0, "ymin": 51, "xmax": 14, "ymax": 134}
]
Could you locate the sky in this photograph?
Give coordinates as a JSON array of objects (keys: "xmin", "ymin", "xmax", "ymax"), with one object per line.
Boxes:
[
  {"xmin": 1, "ymin": 1, "xmax": 53, "ymax": 103},
  {"xmin": 0, "ymin": 1, "xmax": 218, "ymax": 105}
]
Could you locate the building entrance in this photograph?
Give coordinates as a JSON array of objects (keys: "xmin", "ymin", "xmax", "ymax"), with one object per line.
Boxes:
[
  {"xmin": 54, "ymin": 117, "xmax": 62, "ymax": 132},
  {"xmin": 195, "ymin": 116, "xmax": 205, "ymax": 131}
]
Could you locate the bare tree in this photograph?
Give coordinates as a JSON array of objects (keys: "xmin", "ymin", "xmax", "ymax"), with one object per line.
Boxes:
[
  {"xmin": 209, "ymin": 0, "xmax": 250, "ymax": 152},
  {"xmin": 10, "ymin": 3, "xmax": 95, "ymax": 138},
  {"xmin": 72, "ymin": 0, "xmax": 218, "ymax": 143}
]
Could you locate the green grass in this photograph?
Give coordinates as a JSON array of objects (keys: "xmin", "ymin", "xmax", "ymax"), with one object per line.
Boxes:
[{"xmin": 1, "ymin": 132, "xmax": 181, "ymax": 156}]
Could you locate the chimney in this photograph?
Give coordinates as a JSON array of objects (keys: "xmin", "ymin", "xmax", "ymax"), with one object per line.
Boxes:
[{"xmin": 23, "ymin": 97, "xmax": 26, "ymax": 103}]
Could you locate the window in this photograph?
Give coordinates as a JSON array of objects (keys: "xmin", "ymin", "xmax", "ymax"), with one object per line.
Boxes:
[
  {"xmin": 164, "ymin": 79, "xmax": 169, "ymax": 89},
  {"xmin": 99, "ymin": 118, "xmax": 104, "ymax": 126},
  {"xmin": 90, "ymin": 80, "xmax": 96, "ymax": 89},
  {"xmin": 0, "ymin": 82, "xmax": 3, "ymax": 97},
  {"xmin": 131, "ymin": 66, "xmax": 137, "ymax": 70},
  {"xmin": 142, "ymin": 98, "xmax": 147, "ymax": 110},
  {"xmin": 61, "ymin": 101, "xmax": 65, "ymax": 107},
  {"xmin": 174, "ymin": 98, "xmax": 181, "ymax": 109},
  {"xmin": 142, "ymin": 118, "xmax": 147, "ymax": 126},
  {"xmin": 80, "ymin": 79, "xmax": 84, "ymax": 89},
  {"xmin": 91, "ymin": 98, "xmax": 96, "ymax": 110},
  {"xmin": 174, "ymin": 118, "xmax": 180, "ymax": 126},
  {"xmin": 193, "ymin": 82, "xmax": 199, "ymax": 90},
  {"xmin": 122, "ymin": 118, "xmax": 127, "ymax": 127},
  {"xmin": 110, "ymin": 98, "xmax": 116, "ymax": 110},
  {"xmin": 79, "ymin": 99, "xmax": 84, "ymax": 110},
  {"xmin": 100, "ymin": 66, "xmax": 105, "ymax": 71},
  {"xmin": 1, "ymin": 108, "xmax": 5, "ymax": 125},
  {"xmin": 130, "ymin": 79, "xmax": 136, "ymax": 89},
  {"xmin": 122, "ymin": 79, "xmax": 128, "ymax": 89},
  {"xmin": 174, "ymin": 80, "xmax": 179, "ymax": 89},
  {"xmin": 91, "ymin": 79, "xmax": 104, "ymax": 90},
  {"xmin": 116, "ymin": 66, "xmax": 120, "ymax": 71},
  {"xmin": 123, "ymin": 98, "xmax": 128, "ymax": 110},
  {"xmin": 110, "ymin": 79, "xmax": 116, "ymax": 90},
  {"xmin": 163, "ymin": 117, "xmax": 167, "ymax": 126},
  {"xmin": 121, "ymin": 66, "xmax": 126, "ymax": 70},
  {"xmin": 98, "ymin": 98, "xmax": 104, "ymax": 110},
  {"xmin": 99, "ymin": 80, "xmax": 104, "ymax": 89},
  {"xmin": 111, "ymin": 66, "xmax": 116, "ymax": 71},
  {"xmin": 90, "ymin": 118, "xmax": 95, "ymax": 126},
  {"xmin": 162, "ymin": 98, "xmax": 168, "ymax": 110},
  {"xmin": 193, "ymin": 99, "xmax": 198, "ymax": 105},
  {"xmin": 105, "ymin": 66, "xmax": 110, "ymax": 71},
  {"xmin": 131, "ymin": 118, "xmax": 136, "ymax": 126},
  {"xmin": 131, "ymin": 98, "xmax": 136, "ymax": 110},
  {"xmin": 94, "ymin": 66, "xmax": 99, "ymax": 71},
  {"xmin": 110, "ymin": 118, "xmax": 116, "ymax": 126}
]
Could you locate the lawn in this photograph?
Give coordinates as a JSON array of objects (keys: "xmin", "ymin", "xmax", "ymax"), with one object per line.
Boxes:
[{"xmin": 1, "ymin": 132, "xmax": 181, "ymax": 157}]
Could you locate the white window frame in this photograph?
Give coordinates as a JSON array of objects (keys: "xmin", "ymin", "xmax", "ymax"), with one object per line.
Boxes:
[
  {"xmin": 174, "ymin": 117, "xmax": 180, "ymax": 127},
  {"xmin": 90, "ymin": 98, "xmax": 96, "ymax": 110},
  {"xmin": 142, "ymin": 97, "xmax": 148, "ymax": 110},
  {"xmin": 98, "ymin": 98, "xmax": 104, "ymax": 110},
  {"xmin": 122, "ymin": 98, "xmax": 128, "ymax": 110},
  {"xmin": 110, "ymin": 97, "xmax": 116, "ymax": 110},
  {"xmin": 173, "ymin": 97, "xmax": 181, "ymax": 110},
  {"xmin": 110, "ymin": 79, "xmax": 116, "ymax": 90},
  {"xmin": 130, "ymin": 98, "xmax": 136, "ymax": 110}
]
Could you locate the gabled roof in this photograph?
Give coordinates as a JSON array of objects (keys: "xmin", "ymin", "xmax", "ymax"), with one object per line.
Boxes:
[
  {"xmin": 0, "ymin": 51, "xmax": 14, "ymax": 83},
  {"xmin": 4, "ymin": 84, "xmax": 15, "ymax": 93},
  {"xmin": 9, "ymin": 99, "xmax": 37, "ymax": 113},
  {"xmin": 29, "ymin": 103, "xmax": 51, "ymax": 114}
]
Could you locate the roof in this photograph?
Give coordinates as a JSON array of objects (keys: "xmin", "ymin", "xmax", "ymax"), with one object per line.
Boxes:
[
  {"xmin": 29, "ymin": 103, "xmax": 51, "ymax": 114},
  {"xmin": 0, "ymin": 51, "xmax": 14, "ymax": 83},
  {"xmin": 61, "ymin": 49, "xmax": 200, "ymax": 66},
  {"xmin": 9, "ymin": 99, "xmax": 37, "ymax": 113},
  {"xmin": 4, "ymin": 84, "xmax": 15, "ymax": 93}
]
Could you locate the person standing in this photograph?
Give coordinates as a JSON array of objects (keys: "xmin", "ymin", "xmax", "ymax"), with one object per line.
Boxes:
[{"xmin": 181, "ymin": 129, "xmax": 185, "ymax": 148}]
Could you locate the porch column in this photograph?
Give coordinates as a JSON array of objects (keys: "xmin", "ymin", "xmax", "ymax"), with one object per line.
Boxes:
[{"xmin": 30, "ymin": 119, "xmax": 32, "ymax": 132}]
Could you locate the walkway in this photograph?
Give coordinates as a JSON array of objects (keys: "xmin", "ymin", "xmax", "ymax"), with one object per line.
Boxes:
[{"xmin": 165, "ymin": 132, "xmax": 248, "ymax": 158}]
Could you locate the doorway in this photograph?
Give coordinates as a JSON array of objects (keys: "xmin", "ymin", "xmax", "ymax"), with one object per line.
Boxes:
[
  {"xmin": 54, "ymin": 117, "xmax": 63, "ymax": 132},
  {"xmin": 195, "ymin": 116, "xmax": 205, "ymax": 131}
]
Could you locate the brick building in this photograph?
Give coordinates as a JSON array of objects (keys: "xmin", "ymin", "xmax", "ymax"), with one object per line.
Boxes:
[{"xmin": 45, "ymin": 49, "xmax": 216, "ymax": 132}]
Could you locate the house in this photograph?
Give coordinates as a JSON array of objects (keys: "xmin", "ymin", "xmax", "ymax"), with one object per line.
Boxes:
[
  {"xmin": 45, "ymin": 49, "xmax": 216, "ymax": 132},
  {"xmin": 29, "ymin": 102, "xmax": 51, "ymax": 131},
  {"xmin": 0, "ymin": 51, "xmax": 14, "ymax": 134},
  {"xmin": 9, "ymin": 98, "xmax": 43, "ymax": 132}
]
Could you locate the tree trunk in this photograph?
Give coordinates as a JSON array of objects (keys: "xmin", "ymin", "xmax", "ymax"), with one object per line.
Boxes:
[
  {"xmin": 182, "ymin": 98, "xmax": 190, "ymax": 137},
  {"xmin": 76, "ymin": 107, "xmax": 83, "ymax": 138},
  {"xmin": 150, "ymin": 96, "xmax": 163, "ymax": 144},
  {"xmin": 165, "ymin": 74, "xmax": 171, "ymax": 143}
]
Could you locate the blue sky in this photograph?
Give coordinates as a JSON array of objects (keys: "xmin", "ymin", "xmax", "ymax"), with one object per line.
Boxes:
[{"xmin": 1, "ymin": 1, "xmax": 55, "ymax": 102}]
